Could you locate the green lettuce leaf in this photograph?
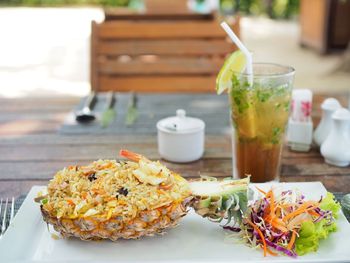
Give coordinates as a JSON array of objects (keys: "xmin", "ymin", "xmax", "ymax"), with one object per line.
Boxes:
[
  {"xmin": 295, "ymin": 192, "xmax": 340, "ymax": 256},
  {"xmin": 320, "ymin": 192, "xmax": 341, "ymax": 219}
]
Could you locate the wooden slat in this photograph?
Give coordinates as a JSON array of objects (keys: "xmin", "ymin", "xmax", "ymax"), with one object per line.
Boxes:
[
  {"xmin": 0, "ymin": 120, "xmax": 60, "ymax": 136},
  {"xmin": 0, "ymin": 133, "xmax": 320, "ymax": 162},
  {"xmin": 91, "ymin": 21, "xmax": 99, "ymax": 91},
  {"xmin": 0, "ymin": 140, "xmax": 231, "ymax": 162},
  {"xmin": 97, "ymin": 21, "xmax": 227, "ymax": 39},
  {"xmin": 281, "ymin": 157, "xmax": 350, "ymax": 176},
  {"xmin": 0, "ymin": 180, "xmax": 49, "ymax": 198},
  {"xmin": 281, "ymin": 175, "xmax": 350, "ymax": 193},
  {"xmin": 99, "ymin": 57, "xmax": 222, "ymax": 75},
  {"xmin": 0, "ymin": 112, "xmax": 66, "ymax": 122},
  {"xmin": 104, "ymin": 8, "xmax": 214, "ymax": 21},
  {"xmin": 99, "ymin": 76, "xmax": 216, "ymax": 92},
  {"xmin": 98, "ymin": 40, "xmax": 234, "ymax": 56},
  {"xmin": 0, "ymin": 97, "xmax": 79, "ymax": 112},
  {"xmin": 0, "ymin": 134, "xmax": 159, "ymax": 145},
  {"xmin": 144, "ymin": 0, "xmax": 189, "ymax": 13}
]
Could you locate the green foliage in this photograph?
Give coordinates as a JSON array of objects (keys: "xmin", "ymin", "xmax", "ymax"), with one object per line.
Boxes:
[
  {"xmin": 1, "ymin": 0, "xmax": 300, "ymax": 19},
  {"xmin": 0, "ymin": 0, "xmax": 131, "ymax": 7},
  {"xmin": 220, "ymin": 0, "xmax": 300, "ymax": 19}
]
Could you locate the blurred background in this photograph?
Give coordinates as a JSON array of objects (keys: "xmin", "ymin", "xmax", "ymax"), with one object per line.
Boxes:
[{"xmin": 0, "ymin": 0, "xmax": 349, "ymax": 98}]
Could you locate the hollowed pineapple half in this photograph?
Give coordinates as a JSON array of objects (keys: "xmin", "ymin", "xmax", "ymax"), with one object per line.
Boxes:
[{"xmin": 36, "ymin": 150, "xmax": 249, "ymax": 241}]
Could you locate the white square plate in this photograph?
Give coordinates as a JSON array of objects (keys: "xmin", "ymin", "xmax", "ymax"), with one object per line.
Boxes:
[{"xmin": 1, "ymin": 182, "xmax": 350, "ymax": 263}]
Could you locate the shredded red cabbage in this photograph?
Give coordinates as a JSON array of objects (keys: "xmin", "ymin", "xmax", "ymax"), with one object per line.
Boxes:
[{"xmin": 222, "ymin": 188, "xmax": 336, "ymax": 258}]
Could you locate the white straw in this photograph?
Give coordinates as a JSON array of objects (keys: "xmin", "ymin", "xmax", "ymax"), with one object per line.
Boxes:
[{"xmin": 220, "ymin": 22, "xmax": 253, "ymax": 85}]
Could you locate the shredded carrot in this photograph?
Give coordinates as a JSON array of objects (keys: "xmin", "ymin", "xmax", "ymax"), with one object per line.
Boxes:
[
  {"xmin": 287, "ymin": 231, "xmax": 296, "ymax": 250},
  {"xmin": 245, "ymin": 188, "xmax": 328, "ymax": 257},
  {"xmin": 264, "ymin": 214, "xmax": 271, "ymax": 221},
  {"xmin": 275, "ymin": 206, "xmax": 282, "ymax": 217},
  {"xmin": 255, "ymin": 186, "xmax": 267, "ymax": 195},
  {"xmin": 283, "ymin": 203, "xmax": 319, "ymax": 222},
  {"xmin": 118, "ymin": 200, "xmax": 127, "ymax": 205},
  {"xmin": 246, "ymin": 219, "xmax": 267, "ymax": 257},
  {"xmin": 81, "ymin": 192, "xmax": 87, "ymax": 199},
  {"xmin": 271, "ymin": 219, "xmax": 288, "ymax": 232},
  {"xmin": 91, "ymin": 188, "xmax": 106, "ymax": 195},
  {"xmin": 308, "ymin": 210, "xmax": 320, "ymax": 217},
  {"xmin": 67, "ymin": 199, "xmax": 75, "ymax": 206},
  {"xmin": 157, "ymin": 189, "xmax": 165, "ymax": 195},
  {"xmin": 269, "ymin": 190, "xmax": 276, "ymax": 216},
  {"xmin": 159, "ymin": 182, "xmax": 174, "ymax": 190}
]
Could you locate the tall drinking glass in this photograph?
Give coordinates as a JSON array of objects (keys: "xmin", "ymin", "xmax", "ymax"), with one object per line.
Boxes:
[{"xmin": 230, "ymin": 63, "xmax": 295, "ymax": 183}]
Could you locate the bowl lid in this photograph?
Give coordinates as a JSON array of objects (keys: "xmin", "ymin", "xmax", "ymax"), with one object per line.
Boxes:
[{"xmin": 157, "ymin": 109, "xmax": 205, "ymax": 134}]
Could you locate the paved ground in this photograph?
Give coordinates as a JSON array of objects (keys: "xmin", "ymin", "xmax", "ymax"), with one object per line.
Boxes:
[
  {"xmin": 0, "ymin": 8, "xmax": 349, "ymax": 99},
  {"xmin": 241, "ymin": 17, "xmax": 350, "ymax": 94}
]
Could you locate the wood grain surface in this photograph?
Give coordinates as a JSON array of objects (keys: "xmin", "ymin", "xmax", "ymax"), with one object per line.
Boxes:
[
  {"xmin": 0, "ymin": 92, "xmax": 349, "ymax": 198},
  {"xmin": 90, "ymin": 14, "xmax": 239, "ymax": 92}
]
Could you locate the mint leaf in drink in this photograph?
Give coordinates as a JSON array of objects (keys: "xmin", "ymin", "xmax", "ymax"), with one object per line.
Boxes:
[
  {"xmin": 284, "ymin": 101, "xmax": 291, "ymax": 112},
  {"xmin": 231, "ymin": 74, "xmax": 251, "ymax": 114},
  {"xmin": 256, "ymin": 88, "xmax": 272, "ymax": 102},
  {"xmin": 271, "ymin": 127, "xmax": 282, "ymax": 144}
]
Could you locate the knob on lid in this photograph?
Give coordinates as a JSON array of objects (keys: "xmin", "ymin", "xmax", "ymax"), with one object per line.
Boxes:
[{"xmin": 157, "ymin": 109, "xmax": 205, "ymax": 134}]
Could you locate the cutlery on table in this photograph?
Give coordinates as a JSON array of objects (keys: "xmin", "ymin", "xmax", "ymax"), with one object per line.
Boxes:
[
  {"xmin": 101, "ymin": 92, "xmax": 116, "ymax": 128},
  {"xmin": 75, "ymin": 91, "xmax": 97, "ymax": 123},
  {"xmin": 0, "ymin": 197, "xmax": 15, "ymax": 238},
  {"xmin": 125, "ymin": 92, "xmax": 138, "ymax": 126}
]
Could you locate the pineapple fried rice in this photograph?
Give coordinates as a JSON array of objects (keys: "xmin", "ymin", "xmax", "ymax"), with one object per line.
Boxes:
[
  {"xmin": 40, "ymin": 159, "xmax": 191, "ymax": 240},
  {"xmin": 45, "ymin": 159, "xmax": 190, "ymax": 219},
  {"xmin": 37, "ymin": 150, "xmax": 249, "ymax": 241}
]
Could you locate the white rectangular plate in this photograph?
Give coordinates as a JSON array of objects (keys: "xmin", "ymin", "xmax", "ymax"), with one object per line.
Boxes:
[{"xmin": 1, "ymin": 182, "xmax": 350, "ymax": 262}]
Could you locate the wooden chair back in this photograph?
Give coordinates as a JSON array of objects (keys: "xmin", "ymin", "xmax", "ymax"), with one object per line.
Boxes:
[{"xmin": 91, "ymin": 16, "xmax": 239, "ymax": 92}]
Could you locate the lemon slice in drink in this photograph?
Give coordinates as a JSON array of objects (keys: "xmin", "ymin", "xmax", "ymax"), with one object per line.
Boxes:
[{"xmin": 216, "ymin": 50, "xmax": 247, "ymax": 94}]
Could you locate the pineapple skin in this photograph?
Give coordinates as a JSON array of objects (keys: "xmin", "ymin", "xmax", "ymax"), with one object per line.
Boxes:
[{"xmin": 40, "ymin": 201, "xmax": 189, "ymax": 241}]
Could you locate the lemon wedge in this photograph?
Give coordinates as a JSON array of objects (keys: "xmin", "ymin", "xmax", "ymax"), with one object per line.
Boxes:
[{"xmin": 216, "ymin": 50, "xmax": 246, "ymax": 94}]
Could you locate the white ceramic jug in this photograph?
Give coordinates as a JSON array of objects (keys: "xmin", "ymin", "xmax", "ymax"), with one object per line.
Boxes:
[
  {"xmin": 320, "ymin": 108, "xmax": 350, "ymax": 167},
  {"xmin": 313, "ymin": 98, "xmax": 342, "ymax": 147}
]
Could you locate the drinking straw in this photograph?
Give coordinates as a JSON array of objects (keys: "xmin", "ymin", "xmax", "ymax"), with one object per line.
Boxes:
[
  {"xmin": 220, "ymin": 21, "xmax": 256, "ymax": 138},
  {"xmin": 220, "ymin": 22, "xmax": 253, "ymax": 85}
]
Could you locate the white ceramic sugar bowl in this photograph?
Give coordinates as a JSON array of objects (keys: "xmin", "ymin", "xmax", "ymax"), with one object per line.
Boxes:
[{"xmin": 157, "ymin": 109, "xmax": 205, "ymax": 163}]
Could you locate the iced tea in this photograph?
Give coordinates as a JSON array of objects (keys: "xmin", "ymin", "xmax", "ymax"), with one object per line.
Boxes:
[{"xmin": 230, "ymin": 63, "xmax": 295, "ymax": 182}]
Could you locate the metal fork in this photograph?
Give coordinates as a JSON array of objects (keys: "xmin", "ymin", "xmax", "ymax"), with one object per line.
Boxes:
[{"xmin": 0, "ymin": 197, "xmax": 15, "ymax": 237}]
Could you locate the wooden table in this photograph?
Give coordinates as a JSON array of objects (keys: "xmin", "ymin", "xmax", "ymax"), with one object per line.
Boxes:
[{"xmin": 0, "ymin": 92, "xmax": 349, "ymax": 198}]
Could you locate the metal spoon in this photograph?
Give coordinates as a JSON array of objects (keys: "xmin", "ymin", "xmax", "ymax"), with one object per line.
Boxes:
[{"xmin": 75, "ymin": 92, "xmax": 97, "ymax": 123}]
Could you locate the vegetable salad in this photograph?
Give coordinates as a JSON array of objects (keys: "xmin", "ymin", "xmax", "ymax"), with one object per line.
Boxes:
[{"xmin": 224, "ymin": 188, "xmax": 341, "ymax": 257}]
